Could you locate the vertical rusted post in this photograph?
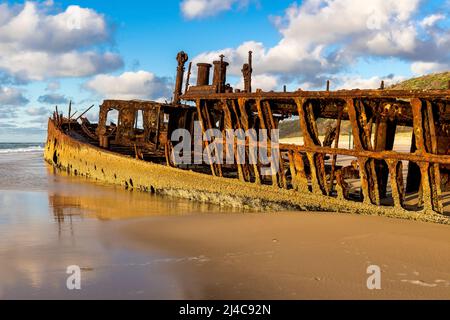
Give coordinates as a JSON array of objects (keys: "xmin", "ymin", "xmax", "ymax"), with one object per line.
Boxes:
[
  {"xmin": 184, "ymin": 62, "xmax": 192, "ymax": 94},
  {"xmin": 294, "ymin": 153, "xmax": 309, "ymax": 193},
  {"xmin": 68, "ymin": 101, "xmax": 72, "ymax": 131},
  {"xmin": 418, "ymin": 162, "xmax": 433, "ymax": 212},
  {"xmin": 387, "ymin": 160, "xmax": 405, "ymax": 209},
  {"xmin": 411, "ymin": 98, "xmax": 445, "ymax": 213},
  {"xmin": 222, "ymin": 99, "xmax": 245, "ymax": 182},
  {"xmin": 204, "ymin": 101, "xmax": 223, "ymax": 178},
  {"xmin": 238, "ymin": 98, "xmax": 260, "ymax": 184},
  {"xmin": 287, "ymin": 150, "xmax": 308, "ymax": 192},
  {"xmin": 374, "ymin": 115, "xmax": 397, "ymax": 199},
  {"xmin": 256, "ymin": 99, "xmax": 267, "ymax": 130},
  {"xmin": 173, "ymin": 51, "xmax": 188, "ymax": 105},
  {"xmin": 230, "ymin": 100, "xmax": 251, "ymax": 182},
  {"xmin": 411, "ymin": 98, "xmax": 426, "ymax": 151},
  {"xmin": 165, "ymin": 141, "xmax": 175, "ymax": 167},
  {"xmin": 335, "ymin": 170, "xmax": 349, "ymax": 200},
  {"xmin": 295, "ymin": 98, "xmax": 328, "ymax": 195},
  {"xmin": 248, "ymin": 51, "xmax": 253, "ymax": 93},
  {"xmin": 264, "ymin": 100, "xmax": 287, "ymax": 189},
  {"xmin": 411, "ymin": 98, "xmax": 438, "ymax": 213},
  {"xmin": 425, "ymin": 100, "xmax": 443, "ymax": 213},
  {"xmin": 256, "ymin": 99, "xmax": 278, "ymax": 186},
  {"xmin": 196, "ymin": 99, "xmax": 218, "ymax": 177},
  {"xmin": 346, "ymin": 98, "xmax": 380, "ymax": 205},
  {"xmin": 55, "ymin": 106, "xmax": 60, "ymax": 127},
  {"xmin": 328, "ymin": 106, "xmax": 343, "ymax": 195},
  {"xmin": 287, "ymin": 150, "xmax": 297, "ymax": 190}
]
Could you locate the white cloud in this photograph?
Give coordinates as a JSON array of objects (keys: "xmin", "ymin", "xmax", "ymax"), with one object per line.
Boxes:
[
  {"xmin": 0, "ymin": 2, "xmax": 123, "ymax": 82},
  {"xmin": 85, "ymin": 71, "xmax": 173, "ymax": 101},
  {"xmin": 181, "ymin": 0, "xmax": 251, "ymax": 19},
  {"xmin": 411, "ymin": 61, "xmax": 449, "ymax": 75},
  {"xmin": 234, "ymin": 73, "xmax": 279, "ymax": 91},
  {"xmin": 0, "ymin": 86, "xmax": 29, "ymax": 106},
  {"xmin": 1, "ymin": 50, "xmax": 122, "ymax": 81},
  {"xmin": 26, "ymin": 106, "xmax": 49, "ymax": 116},
  {"xmin": 420, "ymin": 14, "xmax": 446, "ymax": 28},
  {"xmin": 192, "ymin": 0, "xmax": 449, "ymax": 87},
  {"xmin": 334, "ymin": 75, "xmax": 406, "ymax": 90}
]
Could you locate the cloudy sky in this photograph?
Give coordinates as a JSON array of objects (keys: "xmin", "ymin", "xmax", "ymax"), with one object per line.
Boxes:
[{"xmin": 0, "ymin": 0, "xmax": 449, "ymax": 142}]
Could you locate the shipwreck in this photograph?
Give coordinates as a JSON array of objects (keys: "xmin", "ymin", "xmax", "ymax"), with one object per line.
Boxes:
[{"xmin": 45, "ymin": 51, "xmax": 450, "ymax": 223}]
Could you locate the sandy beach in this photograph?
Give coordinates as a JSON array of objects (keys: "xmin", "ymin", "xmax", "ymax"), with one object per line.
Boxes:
[
  {"xmin": 116, "ymin": 213, "xmax": 450, "ymax": 300},
  {"xmin": 0, "ymin": 148, "xmax": 449, "ymax": 300}
]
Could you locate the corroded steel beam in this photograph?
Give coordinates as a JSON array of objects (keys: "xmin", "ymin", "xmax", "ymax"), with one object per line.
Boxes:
[
  {"xmin": 195, "ymin": 99, "xmax": 222, "ymax": 177},
  {"xmin": 387, "ymin": 160, "xmax": 405, "ymax": 209},
  {"xmin": 295, "ymin": 98, "xmax": 328, "ymax": 195},
  {"xmin": 182, "ymin": 89, "xmax": 450, "ymax": 100},
  {"xmin": 345, "ymin": 98, "xmax": 380, "ymax": 205},
  {"xmin": 278, "ymin": 143, "xmax": 450, "ymax": 165}
]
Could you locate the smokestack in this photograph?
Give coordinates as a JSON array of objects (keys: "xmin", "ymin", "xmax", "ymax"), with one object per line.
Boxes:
[{"xmin": 196, "ymin": 63, "xmax": 212, "ymax": 86}]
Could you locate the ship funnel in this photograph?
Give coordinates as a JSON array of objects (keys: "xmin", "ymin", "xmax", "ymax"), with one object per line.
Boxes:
[
  {"xmin": 213, "ymin": 58, "xmax": 229, "ymax": 93},
  {"xmin": 196, "ymin": 63, "xmax": 212, "ymax": 86}
]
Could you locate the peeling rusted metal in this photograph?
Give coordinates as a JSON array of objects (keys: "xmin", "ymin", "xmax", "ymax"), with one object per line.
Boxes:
[{"xmin": 45, "ymin": 51, "xmax": 450, "ymax": 218}]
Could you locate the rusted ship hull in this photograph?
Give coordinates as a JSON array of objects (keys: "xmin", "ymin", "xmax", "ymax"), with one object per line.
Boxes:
[
  {"xmin": 45, "ymin": 118, "xmax": 450, "ymax": 224},
  {"xmin": 44, "ymin": 50, "xmax": 450, "ymax": 224}
]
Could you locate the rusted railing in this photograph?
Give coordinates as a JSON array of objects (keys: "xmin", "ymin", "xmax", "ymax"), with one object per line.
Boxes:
[{"xmin": 181, "ymin": 90, "xmax": 450, "ymax": 215}]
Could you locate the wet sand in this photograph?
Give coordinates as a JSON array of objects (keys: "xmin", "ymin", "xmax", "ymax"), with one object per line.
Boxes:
[
  {"xmin": 0, "ymin": 151, "xmax": 449, "ymax": 300},
  {"xmin": 117, "ymin": 213, "xmax": 450, "ymax": 300}
]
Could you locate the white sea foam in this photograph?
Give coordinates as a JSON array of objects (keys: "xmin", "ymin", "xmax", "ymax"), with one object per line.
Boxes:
[{"xmin": 0, "ymin": 146, "xmax": 44, "ymax": 154}]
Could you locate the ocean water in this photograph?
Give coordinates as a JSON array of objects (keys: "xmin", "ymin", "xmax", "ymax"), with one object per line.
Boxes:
[{"xmin": 0, "ymin": 143, "xmax": 45, "ymax": 154}]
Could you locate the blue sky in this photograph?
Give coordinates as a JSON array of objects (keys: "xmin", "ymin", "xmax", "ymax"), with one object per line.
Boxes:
[{"xmin": 0, "ymin": 0, "xmax": 449, "ymax": 142}]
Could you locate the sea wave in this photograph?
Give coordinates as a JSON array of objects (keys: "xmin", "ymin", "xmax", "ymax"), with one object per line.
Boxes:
[{"xmin": 0, "ymin": 146, "xmax": 45, "ymax": 154}]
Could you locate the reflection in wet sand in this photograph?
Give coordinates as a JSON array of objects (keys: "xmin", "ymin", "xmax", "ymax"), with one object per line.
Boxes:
[
  {"xmin": 0, "ymin": 152, "xmax": 242, "ymax": 299},
  {"xmin": 47, "ymin": 163, "xmax": 245, "ymax": 221}
]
